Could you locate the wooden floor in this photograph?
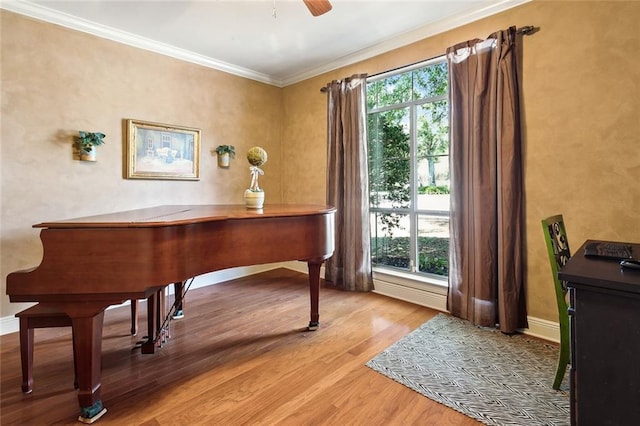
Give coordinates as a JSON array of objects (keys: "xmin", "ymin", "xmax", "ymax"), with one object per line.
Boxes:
[{"xmin": 0, "ymin": 268, "xmax": 480, "ymax": 425}]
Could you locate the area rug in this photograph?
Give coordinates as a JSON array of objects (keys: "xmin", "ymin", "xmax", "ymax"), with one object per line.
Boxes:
[{"xmin": 366, "ymin": 314, "xmax": 570, "ymax": 426}]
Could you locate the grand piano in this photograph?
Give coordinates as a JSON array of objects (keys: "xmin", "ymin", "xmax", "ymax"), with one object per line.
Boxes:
[{"xmin": 6, "ymin": 204, "xmax": 335, "ymax": 423}]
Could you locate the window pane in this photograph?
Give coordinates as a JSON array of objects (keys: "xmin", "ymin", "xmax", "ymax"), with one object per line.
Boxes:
[
  {"xmin": 367, "ymin": 58, "xmax": 449, "ymax": 280},
  {"xmin": 417, "ymin": 185, "xmax": 449, "ymax": 211},
  {"xmin": 417, "ymin": 99, "xmax": 449, "ymax": 210},
  {"xmin": 417, "ymin": 215, "xmax": 449, "ymax": 276},
  {"xmin": 367, "ymin": 80, "xmax": 381, "ymax": 109},
  {"xmin": 371, "ymin": 212, "xmax": 410, "ymax": 271},
  {"xmin": 413, "ymin": 62, "xmax": 448, "ymax": 99},
  {"xmin": 368, "ymin": 108, "xmax": 410, "ymax": 209},
  {"xmin": 376, "ymin": 73, "xmax": 412, "ymax": 108}
]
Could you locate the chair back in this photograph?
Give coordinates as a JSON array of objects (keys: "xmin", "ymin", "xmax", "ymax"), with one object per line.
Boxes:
[{"xmin": 541, "ymin": 215, "xmax": 571, "ymax": 315}]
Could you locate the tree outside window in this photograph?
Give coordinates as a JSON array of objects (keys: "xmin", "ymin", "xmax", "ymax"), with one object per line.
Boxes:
[{"xmin": 367, "ymin": 59, "xmax": 450, "ymax": 277}]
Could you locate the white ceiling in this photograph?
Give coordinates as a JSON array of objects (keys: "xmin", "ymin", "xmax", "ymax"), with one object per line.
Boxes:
[{"xmin": 2, "ymin": 0, "xmax": 528, "ymax": 86}]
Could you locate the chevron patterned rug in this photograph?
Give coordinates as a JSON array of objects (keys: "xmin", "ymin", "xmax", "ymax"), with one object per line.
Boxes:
[{"xmin": 366, "ymin": 314, "xmax": 570, "ymax": 426}]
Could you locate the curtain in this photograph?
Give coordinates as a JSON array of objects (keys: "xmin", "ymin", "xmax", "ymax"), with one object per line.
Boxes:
[
  {"xmin": 324, "ymin": 74, "xmax": 373, "ymax": 292},
  {"xmin": 446, "ymin": 27, "xmax": 527, "ymax": 333}
]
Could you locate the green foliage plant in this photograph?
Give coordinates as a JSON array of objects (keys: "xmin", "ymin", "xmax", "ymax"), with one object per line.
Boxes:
[
  {"xmin": 418, "ymin": 185, "xmax": 450, "ymax": 195},
  {"xmin": 215, "ymin": 145, "xmax": 236, "ymax": 158},
  {"xmin": 76, "ymin": 131, "xmax": 106, "ymax": 154},
  {"xmin": 370, "ymin": 235, "xmax": 449, "ymax": 275},
  {"xmin": 367, "ymin": 114, "xmax": 410, "ymax": 238}
]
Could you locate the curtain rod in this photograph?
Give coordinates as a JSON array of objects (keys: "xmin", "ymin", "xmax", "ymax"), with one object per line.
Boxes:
[
  {"xmin": 517, "ymin": 25, "xmax": 538, "ymax": 35},
  {"xmin": 320, "ymin": 25, "xmax": 538, "ymax": 93}
]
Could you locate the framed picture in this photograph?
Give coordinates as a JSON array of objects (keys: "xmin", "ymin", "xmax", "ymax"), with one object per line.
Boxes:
[{"xmin": 125, "ymin": 119, "xmax": 201, "ymax": 180}]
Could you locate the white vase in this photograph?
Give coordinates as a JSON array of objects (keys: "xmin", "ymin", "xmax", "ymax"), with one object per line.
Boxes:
[
  {"xmin": 217, "ymin": 153, "xmax": 230, "ymax": 168},
  {"xmin": 244, "ymin": 189, "xmax": 264, "ymax": 209},
  {"xmin": 80, "ymin": 146, "xmax": 97, "ymax": 162}
]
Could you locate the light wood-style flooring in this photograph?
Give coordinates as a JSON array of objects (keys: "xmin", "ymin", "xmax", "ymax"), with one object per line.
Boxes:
[{"xmin": 0, "ymin": 268, "xmax": 480, "ymax": 425}]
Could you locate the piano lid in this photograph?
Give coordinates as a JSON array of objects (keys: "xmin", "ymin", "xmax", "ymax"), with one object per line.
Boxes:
[{"xmin": 34, "ymin": 204, "xmax": 336, "ymax": 229}]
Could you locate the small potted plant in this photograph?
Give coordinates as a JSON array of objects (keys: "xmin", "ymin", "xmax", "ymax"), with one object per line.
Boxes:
[
  {"xmin": 75, "ymin": 131, "xmax": 106, "ymax": 162},
  {"xmin": 215, "ymin": 144, "xmax": 235, "ymax": 168},
  {"xmin": 244, "ymin": 146, "xmax": 268, "ymax": 209}
]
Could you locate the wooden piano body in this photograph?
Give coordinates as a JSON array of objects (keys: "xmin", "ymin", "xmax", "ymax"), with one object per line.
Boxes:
[{"xmin": 7, "ymin": 204, "xmax": 335, "ymax": 423}]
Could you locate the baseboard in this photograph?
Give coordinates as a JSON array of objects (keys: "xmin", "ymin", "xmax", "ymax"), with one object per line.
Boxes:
[
  {"xmin": 0, "ymin": 314, "xmax": 21, "ymax": 336},
  {"xmin": 372, "ymin": 276, "xmax": 560, "ymax": 343},
  {"xmin": 522, "ymin": 316, "xmax": 561, "ymax": 343},
  {"xmin": 0, "ymin": 263, "xmax": 290, "ymax": 336},
  {"xmin": 1, "ymin": 262, "xmax": 560, "ymax": 344},
  {"xmin": 372, "ymin": 279, "xmax": 448, "ymax": 312}
]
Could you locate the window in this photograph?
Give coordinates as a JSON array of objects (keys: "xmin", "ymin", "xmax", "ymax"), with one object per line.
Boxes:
[
  {"xmin": 367, "ymin": 58, "xmax": 450, "ymax": 279},
  {"xmin": 162, "ymin": 134, "xmax": 172, "ymax": 148}
]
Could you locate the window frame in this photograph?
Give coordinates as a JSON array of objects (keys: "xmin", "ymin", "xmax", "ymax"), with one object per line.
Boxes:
[{"xmin": 367, "ymin": 55, "xmax": 449, "ymax": 285}]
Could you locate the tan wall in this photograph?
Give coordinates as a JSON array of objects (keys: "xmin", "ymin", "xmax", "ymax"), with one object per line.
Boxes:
[
  {"xmin": 282, "ymin": 0, "xmax": 640, "ymax": 322},
  {"xmin": 0, "ymin": 11, "xmax": 283, "ymax": 317},
  {"xmin": 3, "ymin": 1, "xmax": 640, "ymax": 324}
]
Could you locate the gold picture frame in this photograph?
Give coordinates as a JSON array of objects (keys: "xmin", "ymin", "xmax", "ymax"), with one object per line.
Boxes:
[{"xmin": 125, "ymin": 119, "xmax": 201, "ymax": 180}]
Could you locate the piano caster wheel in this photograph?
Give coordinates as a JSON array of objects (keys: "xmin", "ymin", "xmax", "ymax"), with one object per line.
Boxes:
[
  {"xmin": 307, "ymin": 321, "xmax": 319, "ymax": 331},
  {"xmin": 78, "ymin": 401, "xmax": 107, "ymax": 424}
]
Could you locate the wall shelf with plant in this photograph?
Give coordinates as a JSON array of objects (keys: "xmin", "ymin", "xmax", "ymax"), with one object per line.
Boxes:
[
  {"xmin": 214, "ymin": 145, "xmax": 235, "ymax": 168},
  {"xmin": 75, "ymin": 131, "xmax": 106, "ymax": 162}
]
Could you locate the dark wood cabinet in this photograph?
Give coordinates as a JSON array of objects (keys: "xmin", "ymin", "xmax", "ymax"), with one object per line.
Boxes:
[{"xmin": 559, "ymin": 241, "xmax": 640, "ymax": 426}]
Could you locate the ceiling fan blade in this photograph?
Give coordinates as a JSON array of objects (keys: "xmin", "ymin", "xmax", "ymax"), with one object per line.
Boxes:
[{"xmin": 303, "ymin": 0, "xmax": 333, "ymax": 17}]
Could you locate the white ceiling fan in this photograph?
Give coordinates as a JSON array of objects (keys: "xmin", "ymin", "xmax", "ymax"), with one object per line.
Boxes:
[{"xmin": 303, "ymin": 0, "xmax": 333, "ymax": 17}]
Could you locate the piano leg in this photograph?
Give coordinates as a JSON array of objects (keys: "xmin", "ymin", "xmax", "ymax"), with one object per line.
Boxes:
[
  {"xmin": 172, "ymin": 281, "xmax": 185, "ymax": 319},
  {"xmin": 130, "ymin": 300, "xmax": 138, "ymax": 335},
  {"xmin": 141, "ymin": 289, "xmax": 164, "ymax": 354},
  {"xmin": 71, "ymin": 311, "xmax": 108, "ymax": 424},
  {"xmin": 307, "ymin": 260, "xmax": 322, "ymax": 331}
]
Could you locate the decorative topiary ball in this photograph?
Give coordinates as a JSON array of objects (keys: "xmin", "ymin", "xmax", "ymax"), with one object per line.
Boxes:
[{"xmin": 247, "ymin": 146, "xmax": 267, "ymax": 167}]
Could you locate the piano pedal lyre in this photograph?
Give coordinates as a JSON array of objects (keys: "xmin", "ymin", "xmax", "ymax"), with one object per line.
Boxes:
[{"xmin": 157, "ymin": 323, "xmax": 170, "ymax": 347}]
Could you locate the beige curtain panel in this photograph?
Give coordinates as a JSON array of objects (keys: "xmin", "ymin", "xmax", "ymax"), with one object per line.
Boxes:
[
  {"xmin": 324, "ymin": 74, "xmax": 373, "ymax": 292},
  {"xmin": 446, "ymin": 27, "xmax": 527, "ymax": 333}
]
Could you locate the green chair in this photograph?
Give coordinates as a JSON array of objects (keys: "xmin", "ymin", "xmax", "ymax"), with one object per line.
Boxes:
[{"xmin": 541, "ymin": 214, "xmax": 571, "ymax": 390}]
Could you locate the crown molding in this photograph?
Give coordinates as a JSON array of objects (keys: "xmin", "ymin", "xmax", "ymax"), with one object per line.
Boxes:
[
  {"xmin": 2, "ymin": 0, "xmax": 530, "ymax": 88},
  {"xmin": 0, "ymin": 0, "xmax": 284, "ymax": 86}
]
